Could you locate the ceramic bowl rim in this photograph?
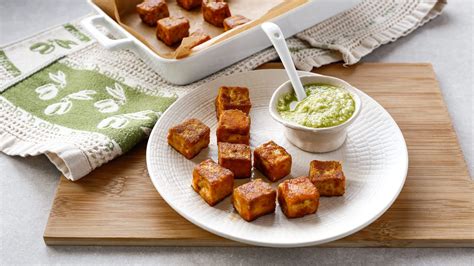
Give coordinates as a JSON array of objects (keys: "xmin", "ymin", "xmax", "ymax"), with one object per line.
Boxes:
[{"xmin": 268, "ymin": 74, "xmax": 362, "ymax": 133}]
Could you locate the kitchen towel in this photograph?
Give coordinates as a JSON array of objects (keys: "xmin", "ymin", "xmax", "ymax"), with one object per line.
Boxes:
[{"xmin": 0, "ymin": 0, "xmax": 446, "ymax": 181}]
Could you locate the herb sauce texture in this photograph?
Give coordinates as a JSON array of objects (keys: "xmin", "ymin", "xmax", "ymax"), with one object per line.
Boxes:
[{"xmin": 277, "ymin": 83, "xmax": 355, "ymax": 128}]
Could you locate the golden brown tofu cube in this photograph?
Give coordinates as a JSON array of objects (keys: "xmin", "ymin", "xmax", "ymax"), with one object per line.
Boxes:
[
  {"xmin": 216, "ymin": 110, "xmax": 250, "ymax": 145},
  {"xmin": 193, "ymin": 159, "xmax": 234, "ymax": 206},
  {"xmin": 215, "ymin": 86, "xmax": 251, "ymax": 119},
  {"xmin": 308, "ymin": 160, "xmax": 346, "ymax": 196},
  {"xmin": 167, "ymin": 118, "xmax": 210, "ymax": 159},
  {"xmin": 202, "ymin": 0, "xmax": 231, "ymax": 27},
  {"xmin": 177, "ymin": 0, "xmax": 202, "ymax": 10},
  {"xmin": 136, "ymin": 0, "xmax": 169, "ymax": 26},
  {"xmin": 278, "ymin": 176, "xmax": 319, "ymax": 218},
  {"xmin": 218, "ymin": 142, "xmax": 251, "ymax": 179},
  {"xmin": 232, "ymin": 179, "xmax": 276, "ymax": 221},
  {"xmin": 175, "ymin": 30, "xmax": 212, "ymax": 59},
  {"xmin": 156, "ymin": 17, "xmax": 190, "ymax": 46},
  {"xmin": 188, "ymin": 30, "xmax": 212, "ymax": 47},
  {"xmin": 254, "ymin": 141, "xmax": 292, "ymax": 182},
  {"xmin": 223, "ymin": 15, "xmax": 251, "ymax": 31}
]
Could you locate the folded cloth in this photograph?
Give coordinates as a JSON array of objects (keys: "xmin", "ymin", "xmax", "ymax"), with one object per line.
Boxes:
[{"xmin": 0, "ymin": 0, "xmax": 445, "ymax": 181}]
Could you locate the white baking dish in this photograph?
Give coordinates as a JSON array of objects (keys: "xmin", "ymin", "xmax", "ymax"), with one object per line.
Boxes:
[{"xmin": 82, "ymin": 0, "xmax": 360, "ymax": 85}]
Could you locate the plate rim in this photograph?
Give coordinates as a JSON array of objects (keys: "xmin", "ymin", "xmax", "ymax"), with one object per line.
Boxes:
[{"xmin": 146, "ymin": 69, "xmax": 409, "ymax": 247}]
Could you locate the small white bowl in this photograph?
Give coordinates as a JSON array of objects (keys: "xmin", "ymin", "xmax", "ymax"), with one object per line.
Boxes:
[{"xmin": 269, "ymin": 75, "xmax": 362, "ymax": 153}]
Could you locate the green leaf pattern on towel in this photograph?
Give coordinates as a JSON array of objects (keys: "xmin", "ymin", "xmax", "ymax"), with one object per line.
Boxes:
[
  {"xmin": 2, "ymin": 62, "xmax": 176, "ymax": 152},
  {"xmin": 94, "ymin": 83, "xmax": 127, "ymax": 113},
  {"xmin": 0, "ymin": 50, "xmax": 21, "ymax": 77},
  {"xmin": 44, "ymin": 90, "xmax": 97, "ymax": 116},
  {"xmin": 63, "ymin": 24, "xmax": 91, "ymax": 43},
  {"xmin": 30, "ymin": 39, "xmax": 78, "ymax": 55},
  {"xmin": 35, "ymin": 70, "xmax": 67, "ymax": 100},
  {"xmin": 97, "ymin": 110, "xmax": 157, "ymax": 129}
]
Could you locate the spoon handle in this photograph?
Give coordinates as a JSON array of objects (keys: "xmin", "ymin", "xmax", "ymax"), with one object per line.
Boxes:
[{"xmin": 261, "ymin": 22, "xmax": 306, "ymax": 102}]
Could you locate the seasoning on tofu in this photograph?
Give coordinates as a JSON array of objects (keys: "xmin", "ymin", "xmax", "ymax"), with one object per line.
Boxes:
[
  {"xmin": 167, "ymin": 118, "xmax": 210, "ymax": 159},
  {"xmin": 218, "ymin": 142, "xmax": 251, "ymax": 179},
  {"xmin": 254, "ymin": 141, "xmax": 292, "ymax": 182},
  {"xmin": 308, "ymin": 160, "xmax": 346, "ymax": 196},
  {"xmin": 278, "ymin": 176, "xmax": 319, "ymax": 218},
  {"xmin": 177, "ymin": 0, "xmax": 202, "ymax": 10},
  {"xmin": 215, "ymin": 86, "xmax": 251, "ymax": 120},
  {"xmin": 156, "ymin": 17, "xmax": 190, "ymax": 46},
  {"xmin": 216, "ymin": 109, "xmax": 250, "ymax": 145},
  {"xmin": 232, "ymin": 179, "xmax": 276, "ymax": 221},
  {"xmin": 136, "ymin": 0, "xmax": 169, "ymax": 26},
  {"xmin": 223, "ymin": 15, "xmax": 251, "ymax": 31},
  {"xmin": 192, "ymin": 159, "xmax": 234, "ymax": 206},
  {"xmin": 202, "ymin": 0, "xmax": 231, "ymax": 27}
]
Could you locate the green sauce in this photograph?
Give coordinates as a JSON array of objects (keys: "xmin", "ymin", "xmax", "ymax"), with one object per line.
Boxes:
[{"xmin": 277, "ymin": 83, "xmax": 355, "ymax": 128}]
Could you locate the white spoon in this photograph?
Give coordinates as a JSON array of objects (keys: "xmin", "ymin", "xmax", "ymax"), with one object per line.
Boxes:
[{"xmin": 261, "ymin": 22, "xmax": 306, "ymax": 110}]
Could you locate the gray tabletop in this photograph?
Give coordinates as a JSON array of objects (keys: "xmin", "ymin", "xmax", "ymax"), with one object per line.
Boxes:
[{"xmin": 1, "ymin": 0, "xmax": 472, "ymax": 265}]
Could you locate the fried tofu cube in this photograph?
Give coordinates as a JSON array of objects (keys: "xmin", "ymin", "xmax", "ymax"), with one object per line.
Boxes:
[
  {"xmin": 177, "ymin": 0, "xmax": 201, "ymax": 10},
  {"xmin": 308, "ymin": 160, "xmax": 346, "ymax": 196},
  {"xmin": 188, "ymin": 30, "xmax": 212, "ymax": 47},
  {"xmin": 223, "ymin": 15, "xmax": 251, "ymax": 31},
  {"xmin": 254, "ymin": 141, "xmax": 292, "ymax": 182},
  {"xmin": 168, "ymin": 118, "xmax": 210, "ymax": 159},
  {"xmin": 175, "ymin": 30, "xmax": 212, "ymax": 59},
  {"xmin": 215, "ymin": 86, "xmax": 251, "ymax": 119},
  {"xmin": 232, "ymin": 179, "xmax": 276, "ymax": 221},
  {"xmin": 136, "ymin": 0, "xmax": 169, "ymax": 26},
  {"xmin": 278, "ymin": 177, "xmax": 319, "ymax": 218},
  {"xmin": 192, "ymin": 159, "xmax": 234, "ymax": 206},
  {"xmin": 218, "ymin": 142, "xmax": 251, "ymax": 179},
  {"xmin": 202, "ymin": 0, "xmax": 231, "ymax": 27},
  {"xmin": 156, "ymin": 17, "xmax": 190, "ymax": 46},
  {"xmin": 216, "ymin": 110, "xmax": 250, "ymax": 145}
]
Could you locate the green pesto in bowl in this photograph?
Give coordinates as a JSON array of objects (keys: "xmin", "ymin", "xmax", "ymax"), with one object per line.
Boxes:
[{"xmin": 276, "ymin": 83, "xmax": 355, "ymax": 128}]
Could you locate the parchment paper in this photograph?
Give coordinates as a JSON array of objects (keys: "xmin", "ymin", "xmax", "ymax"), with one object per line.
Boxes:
[{"xmin": 93, "ymin": 0, "xmax": 307, "ymax": 58}]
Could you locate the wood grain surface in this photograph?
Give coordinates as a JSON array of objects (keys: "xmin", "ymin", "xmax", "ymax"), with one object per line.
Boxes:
[{"xmin": 44, "ymin": 63, "xmax": 473, "ymax": 247}]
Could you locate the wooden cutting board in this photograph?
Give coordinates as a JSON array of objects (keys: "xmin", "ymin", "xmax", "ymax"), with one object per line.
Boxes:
[{"xmin": 44, "ymin": 63, "xmax": 474, "ymax": 247}]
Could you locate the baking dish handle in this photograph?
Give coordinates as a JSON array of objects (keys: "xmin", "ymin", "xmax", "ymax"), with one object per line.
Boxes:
[{"xmin": 81, "ymin": 15, "xmax": 133, "ymax": 51}]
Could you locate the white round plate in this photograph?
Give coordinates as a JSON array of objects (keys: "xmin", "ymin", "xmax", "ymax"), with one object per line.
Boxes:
[{"xmin": 146, "ymin": 70, "xmax": 408, "ymax": 247}]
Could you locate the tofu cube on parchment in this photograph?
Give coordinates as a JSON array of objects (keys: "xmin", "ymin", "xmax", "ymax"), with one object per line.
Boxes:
[
  {"xmin": 174, "ymin": 30, "xmax": 212, "ymax": 59},
  {"xmin": 188, "ymin": 30, "xmax": 212, "ymax": 47},
  {"xmin": 136, "ymin": 0, "xmax": 169, "ymax": 26},
  {"xmin": 232, "ymin": 179, "xmax": 277, "ymax": 221},
  {"xmin": 254, "ymin": 141, "xmax": 292, "ymax": 182},
  {"xmin": 177, "ymin": 0, "xmax": 202, "ymax": 10},
  {"xmin": 192, "ymin": 159, "xmax": 234, "ymax": 206},
  {"xmin": 278, "ymin": 176, "xmax": 320, "ymax": 218},
  {"xmin": 156, "ymin": 17, "xmax": 190, "ymax": 46},
  {"xmin": 223, "ymin": 15, "xmax": 251, "ymax": 31},
  {"xmin": 167, "ymin": 118, "xmax": 210, "ymax": 159},
  {"xmin": 308, "ymin": 160, "xmax": 346, "ymax": 196},
  {"xmin": 202, "ymin": 0, "xmax": 231, "ymax": 27},
  {"xmin": 216, "ymin": 109, "xmax": 250, "ymax": 145}
]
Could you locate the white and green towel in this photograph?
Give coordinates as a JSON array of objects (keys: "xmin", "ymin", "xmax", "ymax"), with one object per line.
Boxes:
[{"xmin": 0, "ymin": 0, "xmax": 446, "ymax": 181}]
